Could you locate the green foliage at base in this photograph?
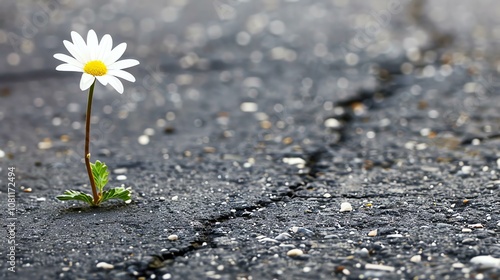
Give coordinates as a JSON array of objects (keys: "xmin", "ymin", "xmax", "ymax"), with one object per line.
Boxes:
[
  {"xmin": 100, "ymin": 186, "xmax": 132, "ymax": 204},
  {"xmin": 90, "ymin": 160, "xmax": 109, "ymax": 193},
  {"xmin": 56, "ymin": 159, "xmax": 132, "ymax": 206},
  {"xmin": 56, "ymin": 190, "xmax": 94, "ymax": 205},
  {"xmin": 56, "ymin": 187, "xmax": 132, "ymax": 206}
]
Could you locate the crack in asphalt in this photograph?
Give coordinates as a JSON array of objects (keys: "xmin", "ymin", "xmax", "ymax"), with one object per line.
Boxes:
[{"xmin": 124, "ymin": 59, "xmax": 416, "ymax": 277}]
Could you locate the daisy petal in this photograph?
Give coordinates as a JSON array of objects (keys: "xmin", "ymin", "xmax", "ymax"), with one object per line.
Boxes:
[
  {"xmin": 54, "ymin": 53, "xmax": 84, "ymax": 68},
  {"xmin": 87, "ymin": 29, "xmax": 99, "ymax": 60},
  {"xmin": 96, "ymin": 75, "xmax": 109, "ymax": 86},
  {"xmin": 62, "ymin": 41, "xmax": 85, "ymax": 64},
  {"xmin": 107, "ymin": 75, "xmax": 124, "ymax": 94},
  {"xmin": 97, "ymin": 34, "xmax": 112, "ymax": 61},
  {"xmin": 108, "ymin": 59, "xmax": 140, "ymax": 70},
  {"xmin": 108, "ymin": 69, "xmax": 136, "ymax": 82},
  {"xmin": 70, "ymin": 31, "xmax": 89, "ymax": 61},
  {"xmin": 56, "ymin": 64, "xmax": 84, "ymax": 72},
  {"xmin": 104, "ymin": 43, "xmax": 127, "ymax": 65},
  {"xmin": 80, "ymin": 73, "xmax": 95, "ymax": 91}
]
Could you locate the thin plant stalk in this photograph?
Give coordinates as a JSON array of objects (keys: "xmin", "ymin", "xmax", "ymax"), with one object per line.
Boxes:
[{"xmin": 84, "ymin": 80, "xmax": 99, "ymax": 205}]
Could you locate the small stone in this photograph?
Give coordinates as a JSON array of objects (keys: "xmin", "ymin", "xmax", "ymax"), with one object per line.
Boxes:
[
  {"xmin": 0, "ymin": 149, "xmax": 5, "ymax": 158},
  {"xmin": 462, "ymin": 238, "xmax": 476, "ymax": 245},
  {"xmin": 387, "ymin": 234, "xmax": 404, "ymax": 238},
  {"xmin": 324, "ymin": 118, "xmax": 341, "ymax": 128},
  {"xmin": 461, "ymin": 166, "xmax": 472, "ymax": 174},
  {"xmin": 462, "ymin": 228, "xmax": 472, "ymax": 233},
  {"xmin": 96, "ymin": 262, "xmax": 114, "ymax": 269},
  {"xmin": 368, "ymin": 229, "xmax": 378, "ymax": 237},
  {"xmin": 62, "ymin": 267, "xmax": 70, "ymax": 272},
  {"xmin": 113, "ymin": 168, "xmax": 128, "ymax": 174},
  {"xmin": 116, "ymin": 175, "xmax": 127, "ymax": 181},
  {"xmin": 23, "ymin": 188, "xmax": 33, "ymax": 193},
  {"xmin": 355, "ymin": 248, "xmax": 369, "ymax": 258},
  {"xmin": 138, "ymin": 135, "xmax": 150, "ymax": 145},
  {"xmin": 289, "ymin": 226, "xmax": 314, "ymax": 236},
  {"xmin": 38, "ymin": 140, "xmax": 52, "ymax": 150},
  {"xmin": 240, "ymin": 102, "xmax": 258, "ymax": 112},
  {"xmin": 162, "ymin": 273, "xmax": 172, "ymax": 280},
  {"xmin": 365, "ymin": 263, "xmax": 395, "ymax": 272},
  {"xmin": 283, "ymin": 157, "xmax": 306, "ymax": 168},
  {"xmin": 287, "ymin": 249, "xmax": 304, "ymax": 257},
  {"xmin": 410, "ymin": 255, "xmax": 421, "ymax": 263},
  {"xmin": 275, "ymin": 233, "xmax": 292, "ymax": 241},
  {"xmin": 468, "ymin": 223, "xmax": 483, "ymax": 228},
  {"xmin": 172, "ymin": 196, "xmax": 179, "ymax": 201},
  {"xmin": 258, "ymin": 238, "xmax": 279, "ymax": 243},
  {"xmin": 452, "ymin": 262, "xmax": 465, "ymax": 269},
  {"xmin": 203, "ymin": 146, "xmax": 216, "ymax": 153},
  {"xmin": 340, "ymin": 202, "xmax": 353, "ymax": 212},
  {"xmin": 167, "ymin": 234, "xmax": 178, "ymax": 241},
  {"xmin": 323, "ymin": 193, "xmax": 331, "ymax": 198},
  {"xmin": 470, "ymin": 255, "xmax": 500, "ymax": 268},
  {"xmin": 420, "ymin": 166, "xmax": 440, "ymax": 172}
]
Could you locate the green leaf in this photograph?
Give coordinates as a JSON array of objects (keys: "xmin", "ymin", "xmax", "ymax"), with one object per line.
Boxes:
[
  {"xmin": 90, "ymin": 160, "xmax": 109, "ymax": 193},
  {"xmin": 100, "ymin": 187, "xmax": 132, "ymax": 204},
  {"xmin": 56, "ymin": 190, "xmax": 94, "ymax": 205}
]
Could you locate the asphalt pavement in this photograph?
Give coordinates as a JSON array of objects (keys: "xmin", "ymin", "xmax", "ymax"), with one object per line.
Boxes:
[{"xmin": 0, "ymin": 0, "xmax": 499, "ymax": 279}]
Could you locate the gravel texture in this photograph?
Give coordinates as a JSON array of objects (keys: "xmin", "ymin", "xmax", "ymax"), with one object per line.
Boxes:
[{"xmin": 0, "ymin": 0, "xmax": 499, "ymax": 279}]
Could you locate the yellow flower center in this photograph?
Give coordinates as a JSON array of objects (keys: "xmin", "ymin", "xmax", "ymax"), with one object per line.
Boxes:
[{"xmin": 83, "ymin": 60, "xmax": 107, "ymax": 76}]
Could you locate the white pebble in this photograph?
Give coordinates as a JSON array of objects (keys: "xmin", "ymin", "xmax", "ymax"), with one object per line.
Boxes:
[
  {"xmin": 116, "ymin": 175, "xmax": 127, "ymax": 181},
  {"xmin": 365, "ymin": 263, "xmax": 395, "ymax": 272},
  {"xmin": 38, "ymin": 141, "xmax": 52, "ymax": 150},
  {"xmin": 410, "ymin": 255, "xmax": 421, "ymax": 263},
  {"xmin": 462, "ymin": 228, "xmax": 472, "ymax": 233},
  {"xmin": 167, "ymin": 234, "xmax": 178, "ymax": 241},
  {"xmin": 470, "ymin": 256, "xmax": 500, "ymax": 268},
  {"xmin": 0, "ymin": 149, "xmax": 4, "ymax": 158},
  {"xmin": 452, "ymin": 262, "xmax": 465, "ymax": 268},
  {"xmin": 113, "ymin": 168, "xmax": 128, "ymax": 174},
  {"xmin": 283, "ymin": 157, "xmax": 306, "ymax": 168},
  {"xmin": 287, "ymin": 249, "xmax": 304, "ymax": 257},
  {"xmin": 162, "ymin": 273, "xmax": 172, "ymax": 280},
  {"xmin": 172, "ymin": 196, "xmax": 179, "ymax": 201},
  {"xmin": 387, "ymin": 234, "xmax": 404, "ymax": 238},
  {"xmin": 138, "ymin": 135, "xmax": 150, "ymax": 145},
  {"xmin": 240, "ymin": 102, "xmax": 258, "ymax": 112},
  {"xmin": 368, "ymin": 229, "xmax": 378, "ymax": 237},
  {"xmin": 96, "ymin": 262, "xmax": 114, "ymax": 269},
  {"xmin": 339, "ymin": 202, "xmax": 353, "ymax": 212},
  {"xmin": 461, "ymin": 166, "xmax": 472, "ymax": 174},
  {"xmin": 468, "ymin": 223, "xmax": 483, "ymax": 228},
  {"xmin": 324, "ymin": 118, "xmax": 341, "ymax": 128}
]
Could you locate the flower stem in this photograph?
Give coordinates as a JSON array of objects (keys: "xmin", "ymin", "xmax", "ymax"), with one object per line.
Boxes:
[{"xmin": 84, "ymin": 80, "xmax": 99, "ymax": 205}]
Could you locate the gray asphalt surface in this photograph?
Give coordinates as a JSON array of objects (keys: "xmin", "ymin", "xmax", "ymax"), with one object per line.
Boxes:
[{"xmin": 0, "ymin": 0, "xmax": 499, "ymax": 279}]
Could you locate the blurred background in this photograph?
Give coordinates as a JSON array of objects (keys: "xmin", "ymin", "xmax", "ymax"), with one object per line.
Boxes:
[
  {"xmin": 1, "ymin": 0, "xmax": 499, "ymax": 73},
  {"xmin": 1, "ymin": 0, "xmax": 500, "ymax": 164}
]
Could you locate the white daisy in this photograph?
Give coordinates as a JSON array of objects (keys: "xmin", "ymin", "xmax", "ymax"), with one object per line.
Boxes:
[{"xmin": 54, "ymin": 29, "xmax": 139, "ymax": 94}]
